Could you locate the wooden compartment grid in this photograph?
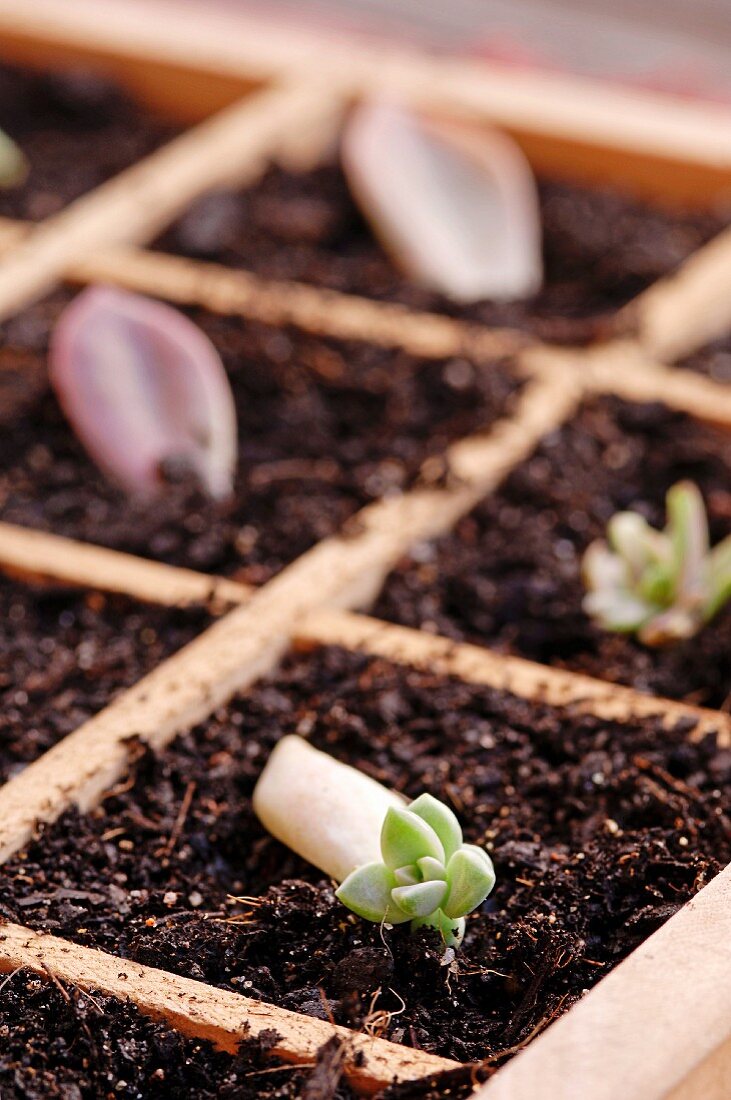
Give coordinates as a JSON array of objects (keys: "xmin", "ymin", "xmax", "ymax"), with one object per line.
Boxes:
[{"xmin": 1, "ymin": 9, "xmax": 731, "ymax": 1097}]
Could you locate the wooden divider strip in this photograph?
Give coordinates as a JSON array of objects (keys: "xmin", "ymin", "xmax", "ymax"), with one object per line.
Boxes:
[
  {"xmin": 474, "ymin": 861, "xmax": 731, "ymax": 1100},
  {"xmin": 0, "ymin": 80, "xmax": 335, "ymax": 320},
  {"xmin": 523, "ymin": 341, "xmax": 731, "ymax": 428},
  {"xmin": 0, "ymin": 922, "xmax": 456, "ymax": 1094},
  {"xmin": 3, "ymin": 519, "xmax": 726, "ymax": 745},
  {"xmin": 5, "ymin": 521, "xmax": 724, "ymax": 745},
  {"xmin": 620, "ymin": 225, "xmax": 731, "ymax": 363},
  {"xmin": 297, "ymin": 609, "xmax": 731, "ymax": 745},
  {"xmin": 0, "ymin": 216, "xmax": 529, "ymax": 362},
  {"xmin": 0, "ymin": 371, "xmax": 576, "ymax": 864},
  {"xmin": 4, "ymin": 0, "xmax": 731, "ymax": 201},
  {"xmin": 0, "ymin": 523, "xmax": 251, "ymax": 608}
]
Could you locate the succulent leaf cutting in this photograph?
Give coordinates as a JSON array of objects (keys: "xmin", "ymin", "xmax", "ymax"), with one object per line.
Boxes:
[
  {"xmin": 342, "ymin": 100, "xmax": 543, "ymax": 303},
  {"xmin": 583, "ymin": 480, "xmax": 731, "ymax": 646},
  {"xmin": 49, "ymin": 286, "xmax": 238, "ymax": 500},
  {"xmin": 336, "ymin": 794, "xmax": 495, "ymax": 947}
]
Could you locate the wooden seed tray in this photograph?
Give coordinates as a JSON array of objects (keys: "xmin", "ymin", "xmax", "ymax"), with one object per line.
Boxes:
[{"xmin": 0, "ymin": 4, "xmax": 730, "ymax": 1096}]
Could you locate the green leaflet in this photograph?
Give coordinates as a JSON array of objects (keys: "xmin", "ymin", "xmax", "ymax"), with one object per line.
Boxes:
[
  {"xmin": 583, "ymin": 480, "xmax": 731, "ymax": 647},
  {"xmin": 337, "ymin": 795, "xmax": 496, "ymax": 951}
]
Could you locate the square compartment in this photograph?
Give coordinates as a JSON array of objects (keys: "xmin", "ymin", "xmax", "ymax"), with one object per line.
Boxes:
[
  {"xmin": 374, "ymin": 395, "xmax": 731, "ymax": 708},
  {"xmin": 4, "ymin": 645, "xmax": 727, "ymax": 1066}
]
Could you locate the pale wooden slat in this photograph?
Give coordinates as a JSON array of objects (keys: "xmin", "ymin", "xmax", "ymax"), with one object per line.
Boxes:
[
  {"xmin": 0, "ymin": 216, "xmax": 529, "ymax": 362},
  {"xmin": 474, "ymin": 861, "xmax": 731, "ymax": 1100},
  {"xmin": 0, "ymin": 922, "xmax": 456, "ymax": 1094},
  {"xmin": 297, "ymin": 609, "xmax": 731, "ymax": 745},
  {"xmin": 3, "ymin": 513, "xmax": 725, "ymax": 741},
  {"xmin": 523, "ymin": 341, "xmax": 731, "ymax": 428},
  {"xmin": 0, "ymin": 371, "xmax": 577, "ymax": 863},
  {"xmin": 4, "ymin": 523, "xmax": 726, "ymax": 744},
  {"xmin": 0, "ymin": 523, "xmax": 251, "ymax": 608},
  {"xmin": 3, "ymin": 0, "xmax": 731, "ymax": 204},
  {"xmin": 620, "ymin": 225, "xmax": 731, "ymax": 363},
  {"xmin": 0, "ymin": 80, "xmax": 335, "ymax": 320}
]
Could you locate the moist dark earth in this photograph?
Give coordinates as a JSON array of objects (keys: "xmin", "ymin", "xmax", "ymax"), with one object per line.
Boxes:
[
  {"xmin": 0, "ymin": 294, "xmax": 516, "ymax": 582},
  {"xmin": 0, "ymin": 968, "xmax": 364, "ymax": 1100},
  {"xmin": 0, "ymin": 62, "xmax": 179, "ymax": 220},
  {"xmin": 156, "ymin": 160, "xmax": 728, "ymax": 343},
  {"xmin": 0, "ymin": 576, "xmax": 208, "ymax": 782},
  {"xmin": 374, "ymin": 396, "xmax": 731, "ymax": 708},
  {"xmin": 679, "ymin": 335, "xmax": 731, "ymax": 384},
  {"xmin": 3, "ymin": 646, "xmax": 729, "ymax": 1076}
]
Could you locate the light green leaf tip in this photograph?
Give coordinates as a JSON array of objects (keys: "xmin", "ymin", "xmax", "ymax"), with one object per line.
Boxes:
[
  {"xmin": 583, "ymin": 480, "xmax": 730, "ymax": 647},
  {"xmin": 391, "ymin": 879, "xmax": 448, "ymax": 918},
  {"xmin": 408, "ymin": 793, "xmax": 463, "ymax": 861},
  {"xmin": 443, "ymin": 846, "xmax": 496, "ymax": 919},
  {"xmin": 336, "ymin": 862, "xmax": 409, "ymax": 924},
  {"xmin": 417, "ymin": 855, "xmax": 447, "ymax": 881},
  {"xmin": 380, "ymin": 805, "xmax": 445, "ymax": 869}
]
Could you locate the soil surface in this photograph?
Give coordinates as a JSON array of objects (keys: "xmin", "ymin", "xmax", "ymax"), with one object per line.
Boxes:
[
  {"xmin": 3, "ymin": 646, "xmax": 729, "ymax": 1073},
  {"xmin": 0, "ymin": 576, "xmax": 208, "ymax": 783},
  {"xmin": 1, "ymin": 296, "xmax": 516, "ymax": 583},
  {"xmin": 0, "ymin": 62, "xmax": 179, "ymax": 220},
  {"xmin": 0, "ymin": 968, "xmax": 363, "ymax": 1099},
  {"xmin": 156, "ymin": 160, "xmax": 727, "ymax": 343},
  {"xmin": 374, "ymin": 396, "xmax": 731, "ymax": 708},
  {"xmin": 678, "ymin": 335, "xmax": 731, "ymax": 384}
]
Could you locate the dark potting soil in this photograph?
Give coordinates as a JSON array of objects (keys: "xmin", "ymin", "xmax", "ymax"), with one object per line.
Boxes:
[
  {"xmin": 0, "ymin": 296, "xmax": 517, "ymax": 583},
  {"xmin": 0, "ymin": 62, "xmax": 179, "ymax": 220},
  {"xmin": 155, "ymin": 160, "xmax": 727, "ymax": 343},
  {"xmin": 0, "ymin": 575, "xmax": 208, "ymax": 783},
  {"xmin": 0, "ymin": 968, "xmax": 362, "ymax": 1100},
  {"xmin": 678, "ymin": 335, "xmax": 731, "ymax": 384},
  {"xmin": 3, "ymin": 645, "xmax": 729, "ymax": 1071},
  {"xmin": 374, "ymin": 396, "xmax": 731, "ymax": 708}
]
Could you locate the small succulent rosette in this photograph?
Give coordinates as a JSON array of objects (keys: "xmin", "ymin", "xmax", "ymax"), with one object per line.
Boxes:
[
  {"xmin": 336, "ymin": 794, "xmax": 495, "ymax": 947},
  {"xmin": 583, "ymin": 481, "xmax": 731, "ymax": 647}
]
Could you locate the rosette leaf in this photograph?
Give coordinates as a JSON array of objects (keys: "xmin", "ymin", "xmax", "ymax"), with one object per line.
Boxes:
[{"xmin": 583, "ymin": 481, "xmax": 731, "ymax": 646}]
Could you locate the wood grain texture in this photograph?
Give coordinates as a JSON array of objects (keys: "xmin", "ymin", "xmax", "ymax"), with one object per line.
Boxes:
[
  {"xmin": 474, "ymin": 861, "xmax": 731, "ymax": 1100},
  {"xmin": 0, "ymin": 922, "xmax": 457, "ymax": 1094}
]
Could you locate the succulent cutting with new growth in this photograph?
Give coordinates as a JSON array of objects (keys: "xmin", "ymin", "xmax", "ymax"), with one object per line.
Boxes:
[
  {"xmin": 253, "ymin": 736, "xmax": 495, "ymax": 950},
  {"xmin": 336, "ymin": 794, "xmax": 495, "ymax": 947},
  {"xmin": 583, "ymin": 480, "xmax": 731, "ymax": 646}
]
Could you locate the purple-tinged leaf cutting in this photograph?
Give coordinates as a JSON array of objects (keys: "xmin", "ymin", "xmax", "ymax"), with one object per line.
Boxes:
[
  {"xmin": 342, "ymin": 100, "xmax": 542, "ymax": 303},
  {"xmin": 49, "ymin": 286, "xmax": 237, "ymax": 499}
]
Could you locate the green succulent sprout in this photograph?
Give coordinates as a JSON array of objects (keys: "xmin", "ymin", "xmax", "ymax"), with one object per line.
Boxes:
[
  {"xmin": 583, "ymin": 480, "xmax": 731, "ymax": 647},
  {"xmin": 0, "ymin": 128, "xmax": 27, "ymax": 189},
  {"xmin": 335, "ymin": 794, "xmax": 495, "ymax": 947}
]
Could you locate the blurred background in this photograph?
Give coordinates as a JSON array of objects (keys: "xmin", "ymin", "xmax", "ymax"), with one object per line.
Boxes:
[{"xmin": 204, "ymin": 0, "xmax": 731, "ymax": 102}]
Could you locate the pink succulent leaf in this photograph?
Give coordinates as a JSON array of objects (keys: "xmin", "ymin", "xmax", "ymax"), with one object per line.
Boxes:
[
  {"xmin": 49, "ymin": 286, "xmax": 237, "ymax": 499},
  {"xmin": 342, "ymin": 101, "xmax": 542, "ymax": 303}
]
